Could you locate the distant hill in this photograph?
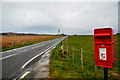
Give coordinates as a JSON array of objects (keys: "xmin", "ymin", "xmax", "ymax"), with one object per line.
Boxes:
[
  {"xmin": 0, "ymin": 32, "xmax": 38, "ymax": 36},
  {"xmin": 0, "ymin": 32, "xmax": 64, "ymax": 36}
]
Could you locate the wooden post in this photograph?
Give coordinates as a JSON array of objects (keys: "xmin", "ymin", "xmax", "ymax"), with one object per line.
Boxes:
[
  {"xmin": 95, "ymin": 66, "xmax": 97, "ymax": 78},
  {"xmin": 81, "ymin": 48, "xmax": 83, "ymax": 72},
  {"xmin": 65, "ymin": 37, "xmax": 67, "ymax": 44},
  {"xmin": 61, "ymin": 40, "xmax": 62, "ymax": 46},
  {"xmin": 67, "ymin": 45, "xmax": 68, "ymax": 60},
  {"xmin": 62, "ymin": 44, "xmax": 64, "ymax": 55},
  {"xmin": 11, "ymin": 41, "xmax": 13, "ymax": 46},
  {"xmin": 72, "ymin": 47, "xmax": 74, "ymax": 65},
  {"xmin": 22, "ymin": 40, "xmax": 24, "ymax": 44},
  {"xmin": 65, "ymin": 38, "xmax": 66, "ymax": 43}
]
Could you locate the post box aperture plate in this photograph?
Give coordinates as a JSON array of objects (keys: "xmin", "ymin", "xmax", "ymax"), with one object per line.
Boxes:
[{"xmin": 99, "ymin": 48, "xmax": 106, "ymax": 60}]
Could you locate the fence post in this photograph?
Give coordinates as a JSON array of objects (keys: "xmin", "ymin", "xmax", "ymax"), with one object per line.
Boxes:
[
  {"xmin": 67, "ymin": 45, "xmax": 68, "ymax": 60},
  {"xmin": 11, "ymin": 41, "xmax": 13, "ymax": 46},
  {"xmin": 81, "ymin": 48, "xmax": 83, "ymax": 72},
  {"xmin": 72, "ymin": 47, "xmax": 74, "ymax": 65},
  {"xmin": 62, "ymin": 44, "xmax": 64, "ymax": 55},
  {"xmin": 22, "ymin": 40, "xmax": 24, "ymax": 44}
]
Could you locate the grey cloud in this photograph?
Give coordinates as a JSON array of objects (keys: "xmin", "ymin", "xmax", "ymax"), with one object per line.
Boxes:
[
  {"xmin": 2, "ymin": 2, "xmax": 118, "ymax": 34},
  {"xmin": 118, "ymin": 2, "xmax": 120, "ymax": 33},
  {"xmin": 1, "ymin": 0, "xmax": 120, "ymax": 2},
  {"xmin": 0, "ymin": 3, "xmax": 1, "ymax": 32}
]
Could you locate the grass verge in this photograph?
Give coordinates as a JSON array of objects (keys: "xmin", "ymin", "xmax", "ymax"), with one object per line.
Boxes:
[{"xmin": 49, "ymin": 35, "xmax": 119, "ymax": 79}]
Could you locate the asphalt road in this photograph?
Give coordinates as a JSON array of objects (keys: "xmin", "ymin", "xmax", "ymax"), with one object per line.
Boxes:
[{"xmin": 1, "ymin": 36, "xmax": 66, "ymax": 79}]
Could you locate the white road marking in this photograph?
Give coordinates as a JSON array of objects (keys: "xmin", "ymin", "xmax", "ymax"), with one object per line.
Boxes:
[
  {"xmin": 32, "ymin": 44, "xmax": 45, "ymax": 49},
  {"xmin": 24, "ymin": 50, "xmax": 28, "ymax": 51},
  {"xmin": 12, "ymin": 78, "xmax": 17, "ymax": 80},
  {"xmin": 22, "ymin": 41, "xmax": 59, "ymax": 69},
  {"xmin": 0, "ymin": 54, "xmax": 15, "ymax": 60},
  {"xmin": 19, "ymin": 71, "xmax": 31, "ymax": 80},
  {"xmin": 41, "ymin": 50, "xmax": 51, "ymax": 58}
]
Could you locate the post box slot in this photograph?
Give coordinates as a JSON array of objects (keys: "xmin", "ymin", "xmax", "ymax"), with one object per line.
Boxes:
[{"xmin": 95, "ymin": 36, "xmax": 111, "ymax": 43}]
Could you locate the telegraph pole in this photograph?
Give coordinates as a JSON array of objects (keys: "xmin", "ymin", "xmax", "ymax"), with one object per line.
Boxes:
[{"xmin": 58, "ymin": 28, "xmax": 60, "ymax": 35}]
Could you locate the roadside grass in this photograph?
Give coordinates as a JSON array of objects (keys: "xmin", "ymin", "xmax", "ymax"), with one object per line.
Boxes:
[
  {"xmin": 49, "ymin": 35, "xmax": 119, "ymax": 79},
  {"xmin": 1, "ymin": 37, "xmax": 61, "ymax": 51}
]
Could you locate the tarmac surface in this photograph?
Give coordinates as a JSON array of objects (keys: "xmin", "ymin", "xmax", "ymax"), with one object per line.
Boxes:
[{"xmin": 1, "ymin": 36, "xmax": 66, "ymax": 79}]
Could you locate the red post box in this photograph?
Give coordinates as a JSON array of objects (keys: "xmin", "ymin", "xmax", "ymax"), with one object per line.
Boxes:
[{"xmin": 94, "ymin": 28, "xmax": 115, "ymax": 68}]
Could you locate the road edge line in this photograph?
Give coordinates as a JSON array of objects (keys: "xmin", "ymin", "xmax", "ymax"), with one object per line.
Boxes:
[
  {"xmin": 21, "ymin": 41, "xmax": 60, "ymax": 69},
  {"xmin": 19, "ymin": 71, "xmax": 31, "ymax": 80}
]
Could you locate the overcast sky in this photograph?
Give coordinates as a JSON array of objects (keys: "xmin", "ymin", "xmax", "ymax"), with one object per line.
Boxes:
[{"xmin": 1, "ymin": 0, "xmax": 119, "ymax": 35}]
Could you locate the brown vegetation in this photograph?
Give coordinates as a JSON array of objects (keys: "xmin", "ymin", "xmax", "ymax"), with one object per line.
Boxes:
[{"xmin": 1, "ymin": 36, "xmax": 60, "ymax": 48}]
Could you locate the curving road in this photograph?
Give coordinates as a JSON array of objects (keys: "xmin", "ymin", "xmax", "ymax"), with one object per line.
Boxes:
[{"xmin": 1, "ymin": 36, "xmax": 66, "ymax": 79}]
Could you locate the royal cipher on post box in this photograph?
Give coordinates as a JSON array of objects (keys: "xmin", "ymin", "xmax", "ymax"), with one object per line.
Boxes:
[{"xmin": 94, "ymin": 28, "xmax": 115, "ymax": 68}]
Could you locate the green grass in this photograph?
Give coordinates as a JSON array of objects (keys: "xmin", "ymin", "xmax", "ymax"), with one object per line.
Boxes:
[
  {"xmin": 49, "ymin": 35, "xmax": 119, "ymax": 79},
  {"xmin": 2, "ymin": 37, "xmax": 60, "ymax": 51}
]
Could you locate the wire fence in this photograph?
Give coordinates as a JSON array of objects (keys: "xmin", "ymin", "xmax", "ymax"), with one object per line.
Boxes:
[{"xmin": 60, "ymin": 37, "xmax": 120, "ymax": 79}]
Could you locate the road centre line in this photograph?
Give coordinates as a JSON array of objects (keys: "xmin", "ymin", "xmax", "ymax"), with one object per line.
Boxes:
[
  {"xmin": 21, "ymin": 41, "xmax": 60, "ymax": 69},
  {"xmin": 0, "ymin": 54, "xmax": 16, "ymax": 60},
  {"xmin": 32, "ymin": 44, "xmax": 45, "ymax": 49},
  {"xmin": 24, "ymin": 50, "xmax": 28, "ymax": 51}
]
